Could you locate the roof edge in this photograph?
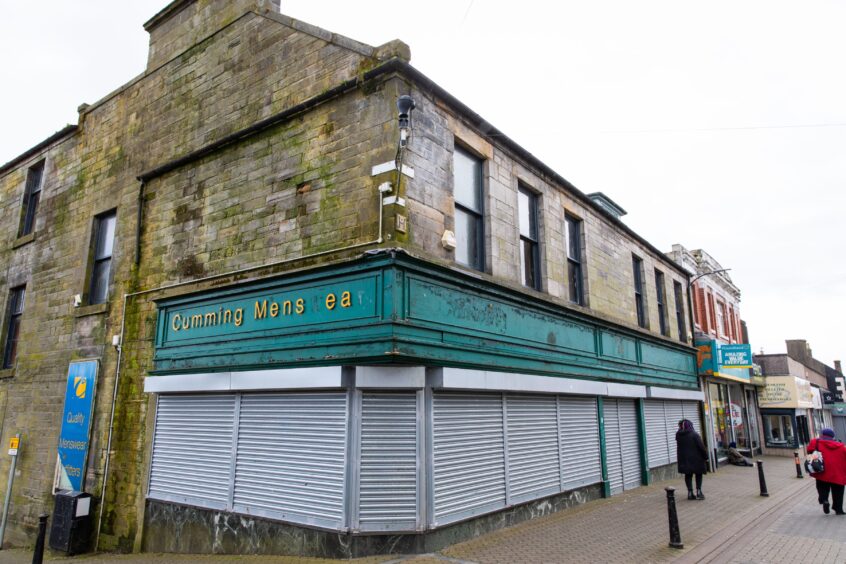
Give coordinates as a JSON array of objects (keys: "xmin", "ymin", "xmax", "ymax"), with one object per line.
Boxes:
[
  {"xmin": 392, "ymin": 61, "xmax": 688, "ymax": 277},
  {"xmin": 0, "ymin": 125, "xmax": 77, "ymax": 177}
]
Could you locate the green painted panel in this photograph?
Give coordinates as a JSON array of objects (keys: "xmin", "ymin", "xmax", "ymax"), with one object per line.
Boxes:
[
  {"xmin": 159, "ymin": 274, "xmax": 379, "ymax": 348},
  {"xmin": 150, "ymin": 252, "xmax": 698, "ymax": 390},
  {"xmin": 640, "ymin": 341, "xmax": 695, "ymax": 373},
  {"xmin": 406, "ymin": 276, "xmax": 597, "ymax": 355},
  {"xmin": 600, "ymin": 331, "xmax": 637, "ymax": 363}
]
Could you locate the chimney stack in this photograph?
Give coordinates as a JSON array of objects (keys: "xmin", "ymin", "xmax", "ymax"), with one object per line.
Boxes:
[{"xmin": 836, "ymin": 360, "xmax": 843, "ymax": 374}]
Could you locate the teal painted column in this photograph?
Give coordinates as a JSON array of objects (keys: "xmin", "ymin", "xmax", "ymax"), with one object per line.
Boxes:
[
  {"xmin": 597, "ymin": 397, "xmax": 611, "ymax": 498},
  {"xmin": 636, "ymin": 398, "xmax": 651, "ymax": 485}
]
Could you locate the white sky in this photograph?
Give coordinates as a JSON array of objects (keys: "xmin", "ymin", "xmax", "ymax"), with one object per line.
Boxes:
[{"xmin": 1, "ymin": 1, "xmax": 844, "ymax": 366}]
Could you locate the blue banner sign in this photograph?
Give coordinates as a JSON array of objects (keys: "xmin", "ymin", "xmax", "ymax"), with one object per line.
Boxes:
[
  {"xmin": 56, "ymin": 361, "xmax": 98, "ymax": 491},
  {"xmin": 695, "ymin": 339, "xmax": 752, "ymax": 382},
  {"xmin": 719, "ymin": 343, "xmax": 753, "ymax": 368}
]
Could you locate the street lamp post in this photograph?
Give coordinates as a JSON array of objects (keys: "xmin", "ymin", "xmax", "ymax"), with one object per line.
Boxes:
[{"xmin": 686, "ymin": 267, "xmax": 731, "ymax": 473}]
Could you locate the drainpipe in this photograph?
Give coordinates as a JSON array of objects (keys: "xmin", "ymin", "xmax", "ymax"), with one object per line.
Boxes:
[{"xmin": 94, "ymin": 180, "xmax": 386, "ymax": 548}]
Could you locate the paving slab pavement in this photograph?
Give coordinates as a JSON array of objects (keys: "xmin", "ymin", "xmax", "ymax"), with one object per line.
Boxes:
[
  {"xmin": 440, "ymin": 456, "xmax": 821, "ymax": 563},
  {"xmin": 0, "ymin": 456, "xmax": 839, "ymax": 563}
]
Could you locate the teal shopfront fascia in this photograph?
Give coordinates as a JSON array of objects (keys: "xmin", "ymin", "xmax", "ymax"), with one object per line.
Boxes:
[{"xmin": 142, "ymin": 251, "xmax": 703, "ymax": 547}]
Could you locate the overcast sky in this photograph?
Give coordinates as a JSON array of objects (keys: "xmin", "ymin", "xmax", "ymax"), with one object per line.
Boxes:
[{"xmin": 1, "ymin": 1, "xmax": 844, "ymax": 366}]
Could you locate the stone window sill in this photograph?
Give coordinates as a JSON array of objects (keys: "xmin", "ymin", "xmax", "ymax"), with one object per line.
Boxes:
[
  {"xmin": 74, "ymin": 303, "xmax": 110, "ymax": 318},
  {"xmin": 12, "ymin": 232, "xmax": 36, "ymax": 249},
  {"xmin": 0, "ymin": 368, "xmax": 14, "ymax": 379}
]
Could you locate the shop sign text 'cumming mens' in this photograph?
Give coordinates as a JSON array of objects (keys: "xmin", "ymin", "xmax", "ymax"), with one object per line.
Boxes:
[{"xmin": 160, "ymin": 276, "xmax": 377, "ymax": 344}]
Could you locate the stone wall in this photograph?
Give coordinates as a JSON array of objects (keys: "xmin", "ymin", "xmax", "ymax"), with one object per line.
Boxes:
[
  {"xmin": 0, "ymin": 2, "xmax": 394, "ymax": 550},
  {"xmin": 395, "ymin": 79, "xmax": 692, "ymax": 344}
]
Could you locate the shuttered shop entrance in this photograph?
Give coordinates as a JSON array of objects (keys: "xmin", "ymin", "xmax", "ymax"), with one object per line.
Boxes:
[
  {"xmin": 432, "ymin": 392, "xmax": 603, "ymax": 526},
  {"xmin": 357, "ymin": 392, "xmax": 419, "ymax": 531},
  {"xmin": 232, "ymin": 392, "xmax": 348, "ymax": 530},
  {"xmin": 432, "ymin": 393, "xmax": 507, "ymax": 525},
  {"xmin": 148, "ymin": 394, "xmax": 237, "ymax": 510},
  {"xmin": 603, "ymin": 399, "xmax": 642, "ymax": 493},
  {"xmin": 148, "ymin": 391, "xmax": 349, "ymax": 530},
  {"xmin": 644, "ymin": 400, "xmax": 671, "ymax": 468}
]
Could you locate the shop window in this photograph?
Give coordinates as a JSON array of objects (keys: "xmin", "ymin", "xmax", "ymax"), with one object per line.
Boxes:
[
  {"xmin": 763, "ymin": 413, "xmax": 797, "ymax": 448},
  {"xmin": 453, "ymin": 146, "xmax": 484, "ymax": 271},
  {"xmin": 518, "ymin": 185, "xmax": 540, "ymax": 290},
  {"xmin": 88, "ymin": 210, "xmax": 117, "ymax": 305},
  {"xmin": 654, "ymin": 269, "xmax": 668, "ymax": 336},
  {"xmin": 632, "ymin": 255, "xmax": 646, "ymax": 328},
  {"xmin": 19, "ymin": 160, "xmax": 44, "ymax": 237},
  {"xmin": 2, "ymin": 286, "xmax": 25, "ymax": 369},
  {"xmin": 673, "ymin": 281, "xmax": 687, "ymax": 343},
  {"xmin": 565, "ymin": 214, "xmax": 584, "ymax": 305}
]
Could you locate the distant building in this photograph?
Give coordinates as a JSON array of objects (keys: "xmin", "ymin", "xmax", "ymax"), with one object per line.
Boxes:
[
  {"xmin": 667, "ymin": 244, "xmax": 761, "ymax": 466},
  {"xmin": 755, "ymin": 340, "xmax": 834, "ymax": 456},
  {"xmin": 0, "ymin": 0, "xmax": 703, "ymax": 556}
]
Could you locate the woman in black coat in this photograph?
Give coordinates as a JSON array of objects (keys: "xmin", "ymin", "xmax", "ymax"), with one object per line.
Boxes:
[{"xmin": 676, "ymin": 419, "xmax": 708, "ymax": 500}]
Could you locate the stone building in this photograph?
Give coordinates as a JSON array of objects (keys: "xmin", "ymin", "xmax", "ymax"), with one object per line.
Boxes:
[
  {"xmin": 666, "ymin": 244, "xmax": 762, "ymax": 467},
  {"xmin": 0, "ymin": 0, "xmax": 702, "ymax": 556}
]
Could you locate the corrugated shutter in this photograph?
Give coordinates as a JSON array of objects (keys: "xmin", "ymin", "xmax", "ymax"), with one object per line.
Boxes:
[
  {"xmin": 358, "ymin": 392, "xmax": 418, "ymax": 531},
  {"xmin": 433, "ymin": 393, "xmax": 506, "ymax": 524},
  {"xmin": 618, "ymin": 400, "xmax": 641, "ymax": 490},
  {"xmin": 506, "ymin": 394, "xmax": 560, "ymax": 503},
  {"xmin": 683, "ymin": 401, "xmax": 702, "ymax": 435},
  {"xmin": 603, "ymin": 400, "xmax": 624, "ymax": 494},
  {"xmin": 232, "ymin": 392, "xmax": 348, "ymax": 529},
  {"xmin": 148, "ymin": 394, "xmax": 236, "ymax": 509},
  {"xmin": 559, "ymin": 396, "xmax": 601, "ymax": 489},
  {"xmin": 665, "ymin": 401, "xmax": 685, "ymax": 463},
  {"xmin": 644, "ymin": 400, "xmax": 670, "ymax": 468}
]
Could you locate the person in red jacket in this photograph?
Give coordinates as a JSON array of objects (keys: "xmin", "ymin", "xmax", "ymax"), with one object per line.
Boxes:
[{"xmin": 807, "ymin": 428, "xmax": 846, "ymax": 515}]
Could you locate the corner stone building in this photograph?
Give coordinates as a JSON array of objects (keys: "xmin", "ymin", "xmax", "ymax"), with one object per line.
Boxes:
[{"xmin": 0, "ymin": 0, "xmax": 703, "ymax": 557}]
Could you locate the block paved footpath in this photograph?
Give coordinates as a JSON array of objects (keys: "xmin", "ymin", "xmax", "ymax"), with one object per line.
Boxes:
[{"xmin": 0, "ymin": 456, "xmax": 842, "ymax": 564}]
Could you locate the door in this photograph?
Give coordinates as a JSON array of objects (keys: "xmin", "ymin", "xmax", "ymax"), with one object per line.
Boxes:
[{"xmin": 603, "ymin": 399, "xmax": 642, "ymax": 493}]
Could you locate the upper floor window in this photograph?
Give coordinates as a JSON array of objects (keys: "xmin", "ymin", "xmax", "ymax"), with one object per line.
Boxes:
[
  {"xmin": 565, "ymin": 214, "xmax": 584, "ymax": 305},
  {"xmin": 632, "ymin": 255, "xmax": 647, "ymax": 328},
  {"xmin": 655, "ymin": 269, "xmax": 668, "ymax": 336},
  {"xmin": 729, "ymin": 306, "xmax": 738, "ymax": 342},
  {"xmin": 3, "ymin": 286, "xmax": 25, "ymax": 369},
  {"xmin": 716, "ymin": 300, "xmax": 728, "ymax": 338},
  {"xmin": 518, "ymin": 185, "xmax": 540, "ymax": 290},
  {"xmin": 88, "ymin": 211, "xmax": 117, "ymax": 305},
  {"xmin": 673, "ymin": 281, "xmax": 687, "ymax": 343},
  {"xmin": 453, "ymin": 146, "xmax": 484, "ymax": 271},
  {"xmin": 707, "ymin": 292, "xmax": 717, "ymax": 334},
  {"xmin": 19, "ymin": 160, "xmax": 44, "ymax": 237}
]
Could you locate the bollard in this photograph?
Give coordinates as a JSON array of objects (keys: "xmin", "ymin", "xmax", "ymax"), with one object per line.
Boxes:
[
  {"xmin": 664, "ymin": 487, "xmax": 684, "ymax": 549},
  {"xmin": 31, "ymin": 513, "xmax": 48, "ymax": 564},
  {"xmin": 794, "ymin": 452, "xmax": 803, "ymax": 479},
  {"xmin": 756, "ymin": 460, "xmax": 769, "ymax": 497}
]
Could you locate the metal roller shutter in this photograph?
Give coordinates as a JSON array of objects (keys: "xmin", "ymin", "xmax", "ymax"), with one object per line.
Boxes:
[
  {"xmin": 233, "ymin": 392, "xmax": 348, "ymax": 530},
  {"xmin": 665, "ymin": 401, "xmax": 685, "ymax": 463},
  {"xmin": 506, "ymin": 394, "xmax": 560, "ymax": 503},
  {"xmin": 559, "ymin": 396, "xmax": 601, "ymax": 489},
  {"xmin": 682, "ymin": 401, "xmax": 702, "ymax": 435},
  {"xmin": 432, "ymin": 393, "xmax": 506, "ymax": 525},
  {"xmin": 148, "ymin": 394, "xmax": 236, "ymax": 509},
  {"xmin": 618, "ymin": 400, "xmax": 642, "ymax": 490},
  {"xmin": 644, "ymin": 400, "xmax": 670, "ymax": 468},
  {"xmin": 358, "ymin": 392, "xmax": 418, "ymax": 531},
  {"xmin": 603, "ymin": 400, "xmax": 624, "ymax": 494}
]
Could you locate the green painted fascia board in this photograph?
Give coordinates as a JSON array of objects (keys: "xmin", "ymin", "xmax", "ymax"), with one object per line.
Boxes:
[
  {"xmin": 151, "ymin": 251, "xmax": 699, "ymax": 388},
  {"xmin": 637, "ymin": 398, "xmax": 651, "ymax": 485},
  {"xmin": 597, "ymin": 397, "xmax": 611, "ymax": 498}
]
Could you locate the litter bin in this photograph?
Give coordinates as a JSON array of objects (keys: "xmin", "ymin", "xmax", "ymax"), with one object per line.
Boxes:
[{"xmin": 49, "ymin": 490, "xmax": 93, "ymax": 555}]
